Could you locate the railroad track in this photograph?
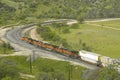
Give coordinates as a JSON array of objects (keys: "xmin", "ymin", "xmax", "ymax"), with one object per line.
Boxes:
[{"xmin": 4, "ymin": 20, "xmax": 100, "ymax": 70}]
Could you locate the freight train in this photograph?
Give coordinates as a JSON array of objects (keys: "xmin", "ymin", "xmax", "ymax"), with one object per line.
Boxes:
[
  {"xmin": 21, "ymin": 37, "xmax": 79, "ymax": 58},
  {"xmin": 21, "ymin": 37, "xmax": 116, "ymax": 67}
]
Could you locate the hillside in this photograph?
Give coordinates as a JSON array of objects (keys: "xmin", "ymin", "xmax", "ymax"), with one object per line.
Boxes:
[
  {"xmin": 0, "ymin": 0, "xmax": 120, "ymax": 80},
  {"xmin": 36, "ymin": 19, "xmax": 120, "ymax": 58},
  {"xmin": 0, "ymin": 0, "xmax": 120, "ymax": 26}
]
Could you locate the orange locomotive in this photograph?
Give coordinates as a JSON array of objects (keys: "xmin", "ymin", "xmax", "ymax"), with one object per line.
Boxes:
[{"xmin": 21, "ymin": 37, "xmax": 79, "ymax": 58}]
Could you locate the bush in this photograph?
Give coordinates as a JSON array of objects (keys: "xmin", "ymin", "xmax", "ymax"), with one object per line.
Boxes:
[
  {"xmin": 59, "ymin": 39, "xmax": 71, "ymax": 48},
  {"xmin": 71, "ymin": 23, "xmax": 79, "ymax": 29},
  {"xmin": 62, "ymin": 28, "xmax": 70, "ymax": 34},
  {"xmin": 37, "ymin": 26, "xmax": 61, "ymax": 41},
  {"xmin": 0, "ymin": 42, "xmax": 14, "ymax": 54},
  {"xmin": 0, "ymin": 59, "xmax": 20, "ymax": 80},
  {"xmin": 36, "ymin": 71, "xmax": 65, "ymax": 80}
]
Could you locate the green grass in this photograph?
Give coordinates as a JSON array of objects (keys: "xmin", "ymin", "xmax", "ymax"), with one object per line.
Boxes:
[
  {"xmin": 92, "ymin": 20, "xmax": 120, "ymax": 28},
  {"xmin": 43, "ymin": 20, "xmax": 120, "ymax": 58},
  {"xmin": 3, "ymin": 56, "xmax": 85, "ymax": 80}
]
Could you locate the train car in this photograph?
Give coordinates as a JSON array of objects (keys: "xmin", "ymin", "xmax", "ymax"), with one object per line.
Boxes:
[
  {"xmin": 32, "ymin": 40, "xmax": 40, "ymax": 46},
  {"xmin": 37, "ymin": 41, "xmax": 43, "ymax": 47},
  {"xmin": 62, "ymin": 48, "xmax": 79, "ymax": 58},
  {"xmin": 21, "ymin": 37, "xmax": 32, "ymax": 43},
  {"xmin": 101, "ymin": 56, "xmax": 114, "ymax": 67},
  {"xmin": 71, "ymin": 50, "xmax": 79, "ymax": 58},
  {"xmin": 54, "ymin": 46, "xmax": 63, "ymax": 53},
  {"xmin": 45, "ymin": 44, "xmax": 55, "ymax": 50},
  {"xmin": 79, "ymin": 50, "xmax": 102, "ymax": 66}
]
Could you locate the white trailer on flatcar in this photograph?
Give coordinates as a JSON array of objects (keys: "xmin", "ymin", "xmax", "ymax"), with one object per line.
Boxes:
[{"xmin": 79, "ymin": 50, "xmax": 102, "ymax": 65}]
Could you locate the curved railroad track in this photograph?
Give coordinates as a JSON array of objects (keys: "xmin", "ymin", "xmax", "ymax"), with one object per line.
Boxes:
[{"xmin": 4, "ymin": 20, "xmax": 100, "ymax": 69}]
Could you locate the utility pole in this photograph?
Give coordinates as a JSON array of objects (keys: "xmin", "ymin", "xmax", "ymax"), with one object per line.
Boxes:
[
  {"xmin": 32, "ymin": 50, "xmax": 35, "ymax": 61},
  {"xmin": 68, "ymin": 64, "xmax": 72, "ymax": 80},
  {"xmin": 71, "ymin": 65, "xmax": 72, "ymax": 79},
  {"xmin": 3, "ymin": 42, "xmax": 6, "ymax": 54},
  {"xmin": 68, "ymin": 66, "xmax": 71, "ymax": 80},
  {"xmin": 29, "ymin": 55, "xmax": 32, "ymax": 73}
]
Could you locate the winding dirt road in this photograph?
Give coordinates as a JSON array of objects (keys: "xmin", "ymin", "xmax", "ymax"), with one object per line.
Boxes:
[{"xmin": 86, "ymin": 18, "xmax": 120, "ymax": 31}]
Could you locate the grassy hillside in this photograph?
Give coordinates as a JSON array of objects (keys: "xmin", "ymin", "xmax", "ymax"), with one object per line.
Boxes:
[
  {"xmin": 92, "ymin": 20, "xmax": 120, "ymax": 28},
  {"xmin": 37, "ymin": 20, "xmax": 120, "ymax": 58}
]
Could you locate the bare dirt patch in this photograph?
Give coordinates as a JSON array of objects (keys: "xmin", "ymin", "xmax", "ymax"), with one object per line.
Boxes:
[{"xmin": 30, "ymin": 26, "xmax": 43, "ymax": 41}]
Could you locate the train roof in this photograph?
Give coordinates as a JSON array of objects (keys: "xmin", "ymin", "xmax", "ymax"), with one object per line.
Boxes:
[{"xmin": 79, "ymin": 50, "xmax": 101, "ymax": 56}]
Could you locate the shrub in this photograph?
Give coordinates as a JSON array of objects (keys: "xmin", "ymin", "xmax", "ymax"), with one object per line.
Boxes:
[
  {"xmin": 71, "ymin": 23, "xmax": 79, "ymax": 29},
  {"xmin": 0, "ymin": 59, "xmax": 20, "ymax": 80},
  {"xmin": 0, "ymin": 42, "xmax": 13, "ymax": 54},
  {"xmin": 62, "ymin": 28, "xmax": 70, "ymax": 34}
]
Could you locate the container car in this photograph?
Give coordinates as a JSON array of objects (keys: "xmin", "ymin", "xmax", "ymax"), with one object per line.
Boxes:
[{"xmin": 79, "ymin": 50, "xmax": 102, "ymax": 66}]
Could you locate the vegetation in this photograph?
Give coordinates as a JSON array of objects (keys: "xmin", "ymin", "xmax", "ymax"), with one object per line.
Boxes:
[
  {"xmin": 0, "ymin": 42, "xmax": 14, "ymax": 54},
  {"xmin": 0, "ymin": 0, "xmax": 120, "ymax": 80},
  {"xmin": 37, "ymin": 23, "xmax": 92, "ymax": 51},
  {"xmin": 85, "ymin": 0, "xmax": 120, "ymax": 19},
  {"xmin": 0, "ymin": 0, "xmax": 120, "ymax": 26},
  {"xmin": 96, "ymin": 65, "xmax": 120, "ymax": 80},
  {"xmin": 1, "ymin": 0, "xmax": 119, "ymax": 55},
  {"xmin": 0, "ymin": 58, "xmax": 20, "ymax": 80},
  {"xmin": 1, "ymin": 56, "xmax": 86, "ymax": 80},
  {"xmin": 37, "ymin": 24, "xmax": 70, "ymax": 48},
  {"xmin": 0, "ymin": 2, "xmax": 17, "ymax": 26},
  {"xmin": 0, "ymin": 56, "xmax": 120, "ymax": 80},
  {"xmin": 37, "ymin": 20, "xmax": 120, "ymax": 58},
  {"xmin": 92, "ymin": 20, "xmax": 120, "ymax": 28}
]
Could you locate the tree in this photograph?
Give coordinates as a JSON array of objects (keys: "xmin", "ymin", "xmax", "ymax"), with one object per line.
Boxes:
[
  {"xmin": 77, "ymin": 13, "xmax": 84, "ymax": 24},
  {"xmin": 36, "ymin": 72, "xmax": 52, "ymax": 80},
  {"xmin": 0, "ymin": 59, "xmax": 20, "ymax": 80}
]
